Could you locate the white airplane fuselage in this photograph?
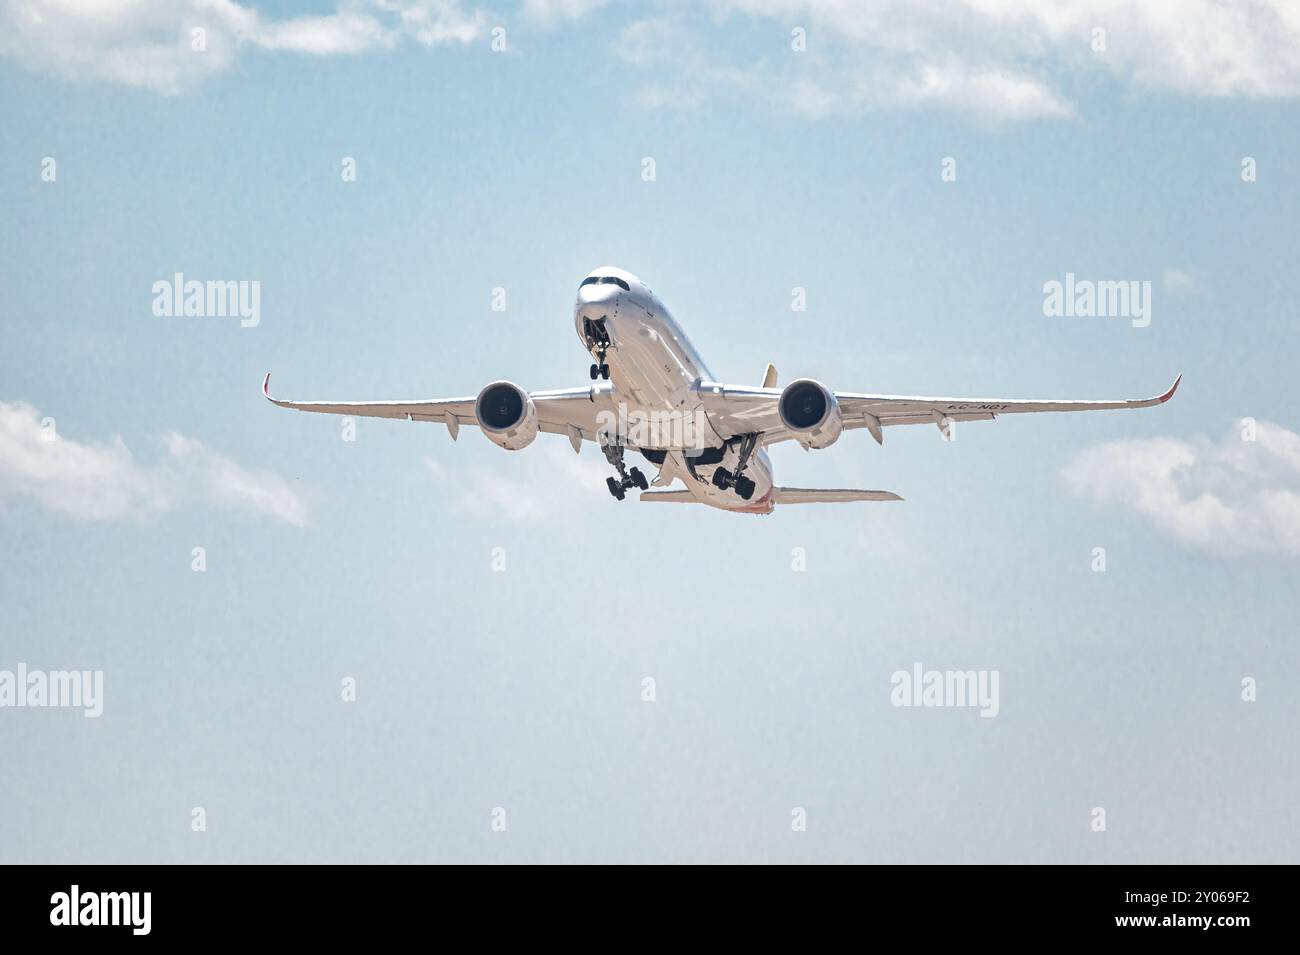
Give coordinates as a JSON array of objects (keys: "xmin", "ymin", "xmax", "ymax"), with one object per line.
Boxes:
[{"xmin": 574, "ymin": 266, "xmax": 776, "ymax": 513}]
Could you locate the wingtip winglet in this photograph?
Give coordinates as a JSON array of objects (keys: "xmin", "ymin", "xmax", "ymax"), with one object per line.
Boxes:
[{"xmin": 1158, "ymin": 373, "xmax": 1182, "ymax": 403}]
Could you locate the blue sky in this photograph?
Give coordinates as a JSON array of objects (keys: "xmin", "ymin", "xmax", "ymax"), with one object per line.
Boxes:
[{"xmin": 1, "ymin": 0, "xmax": 1298, "ymax": 863}]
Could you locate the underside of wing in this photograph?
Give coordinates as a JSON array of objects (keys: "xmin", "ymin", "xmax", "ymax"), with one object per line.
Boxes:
[
  {"xmin": 702, "ymin": 375, "xmax": 1180, "ymax": 446},
  {"xmin": 262, "ymin": 374, "xmax": 606, "ymax": 447},
  {"xmin": 839, "ymin": 374, "xmax": 1181, "ymax": 421},
  {"xmin": 836, "ymin": 374, "xmax": 1180, "ymax": 443},
  {"xmin": 263, "ymin": 373, "xmax": 477, "ymax": 421}
]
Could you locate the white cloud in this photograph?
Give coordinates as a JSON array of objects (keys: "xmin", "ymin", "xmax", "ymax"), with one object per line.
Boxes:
[
  {"xmin": 618, "ymin": 0, "xmax": 1300, "ymax": 121},
  {"xmin": 1063, "ymin": 419, "xmax": 1300, "ymax": 555},
  {"xmin": 0, "ymin": 401, "xmax": 309, "ymax": 526},
  {"xmin": 520, "ymin": 0, "xmax": 607, "ymax": 24},
  {"xmin": 5, "ymin": 0, "xmax": 1299, "ymax": 115},
  {"xmin": 887, "ymin": 60, "xmax": 1075, "ymax": 120},
  {"xmin": 0, "ymin": 0, "xmax": 485, "ymax": 94},
  {"xmin": 377, "ymin": 0, "xmax": 485, "ymax": 45},
  {"xmin": 251, "ymin": 10, "xmax": 398, "ymax": 55},
  {"xmin": 425, "ymin": 439, "xmax": 614, "ymax": 522}
]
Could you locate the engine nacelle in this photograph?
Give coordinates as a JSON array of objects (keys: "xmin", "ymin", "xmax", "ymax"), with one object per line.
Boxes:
[
  {"xmin": 475, "ymin": 381, "xmax": 538, "ymax": 451},
  {"xmin": 778, "ymin": 378, "xmax": 843, "ymax": 449}
]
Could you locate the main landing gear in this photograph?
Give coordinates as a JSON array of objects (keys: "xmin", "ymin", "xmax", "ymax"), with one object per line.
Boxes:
[
  {"xmin": 711, "ymin": 433, "xmax": 758, "ymax": 500},
  {"xmin": 602, "ymin": 442, "xmax": 647, "ymax": 501}
]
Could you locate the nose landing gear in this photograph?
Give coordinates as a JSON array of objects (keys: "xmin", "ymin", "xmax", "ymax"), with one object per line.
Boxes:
[{"xmin": 583, "ymin": 317, "xmax": 612, "ymax": 380}]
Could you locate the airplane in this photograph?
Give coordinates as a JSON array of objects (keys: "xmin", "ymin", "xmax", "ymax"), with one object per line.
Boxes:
[{"xmin": 264, "ymin": 266, "xmax": 1180, "ymax": 515}]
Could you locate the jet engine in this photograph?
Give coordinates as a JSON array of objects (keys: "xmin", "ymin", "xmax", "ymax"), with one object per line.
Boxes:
[
  {"xmin": 475, "ymin": 381, "xmax": 539, "ymax": 450},
  {"xmin": 777, "ymin": 378, "xmax": 843, "ymax": 449}
]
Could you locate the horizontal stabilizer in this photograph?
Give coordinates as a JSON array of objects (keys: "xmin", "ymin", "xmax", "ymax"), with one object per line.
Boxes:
[
  {"xmin": 773, "ymin": 487, "xmax": 903, "ymax": 504},
  {"xmin": 639, "ymin": 490, "xmax": 699, "ymax": 503}
]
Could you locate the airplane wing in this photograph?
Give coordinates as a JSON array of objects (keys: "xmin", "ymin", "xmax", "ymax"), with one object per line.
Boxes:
[
  {"xmin": 701, "ymin": 374, "xmax": 1180, "ymax": 445},
  {"xmin": 262, "ymin": 374, "xmax": 608, "ymax": 447}
]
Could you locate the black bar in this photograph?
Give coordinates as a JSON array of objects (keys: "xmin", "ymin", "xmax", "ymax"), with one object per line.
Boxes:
[{"xmin": 5, "ymin": 864, "xmax": 1279, "ymax": 942}]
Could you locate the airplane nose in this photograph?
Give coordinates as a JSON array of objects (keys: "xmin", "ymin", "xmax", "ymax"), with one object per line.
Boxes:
[
  {"xmin": 576, "ymin": 283, "xmax": 619, "ymax": 320},
  {"xmin": 578, "ymin": 282, "xmax": 616, "ymax": 304}
]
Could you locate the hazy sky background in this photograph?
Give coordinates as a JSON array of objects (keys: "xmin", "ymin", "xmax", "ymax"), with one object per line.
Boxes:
[{"xmin": 1, "ymin": 0, "xmax": 1297, "ymax": 863}]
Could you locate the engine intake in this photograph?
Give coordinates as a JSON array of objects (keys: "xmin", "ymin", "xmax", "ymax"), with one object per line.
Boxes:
[
  {"xmin": 475, "ymin": 381, "xmax": 538, "ymax": 450},
  {"xmin": 778, "ymin": 378, "xmax": 843, "ymax": 449}
]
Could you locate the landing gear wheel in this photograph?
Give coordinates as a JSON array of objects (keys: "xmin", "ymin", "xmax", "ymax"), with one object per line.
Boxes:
[
  {"xmin": 736, "ymin": 476, "xmax": 756, "ymax": 500},
  {"xmin": 712, "ymin": 467, "xmax": 731, "ymax": 489},
  {"xmin": 599, "ymin": 363, "xmax": 610, "ymax": 380},
  {"xmin": 590, "ymin": 364, "xmax": 600, "ymax": 380},
  {"xmin": 602, "ymin": 442, "xmax": 636, "ymax": 500}
]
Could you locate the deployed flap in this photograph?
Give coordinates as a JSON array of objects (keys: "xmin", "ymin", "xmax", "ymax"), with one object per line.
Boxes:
[{"xmin": 773, "ymin": 487, "xmax": 903, "ymax": 503}]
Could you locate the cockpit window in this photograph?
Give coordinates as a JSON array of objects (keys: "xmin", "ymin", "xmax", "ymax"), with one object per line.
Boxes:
[{"xmin": 580, "ymin": 276, "xmax": 630, "ymax": 292}]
